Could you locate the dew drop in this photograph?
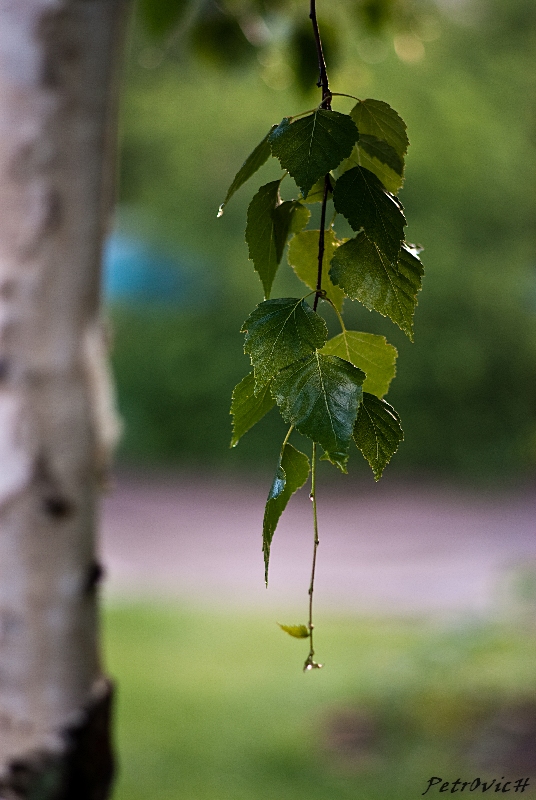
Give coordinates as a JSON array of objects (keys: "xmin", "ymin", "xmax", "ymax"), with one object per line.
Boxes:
[
  {"xmin": 217, "ymin": 204, "xmax": 224, "ymax": 218},
  {"xmin": 309, "ymin": 493, "xmax": 314, "ymax": 501}
]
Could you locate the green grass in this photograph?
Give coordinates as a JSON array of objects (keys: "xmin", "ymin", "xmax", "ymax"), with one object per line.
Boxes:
[{"xmin": 104, "ymin": 603, "xmax": 536, "ymax": 800}]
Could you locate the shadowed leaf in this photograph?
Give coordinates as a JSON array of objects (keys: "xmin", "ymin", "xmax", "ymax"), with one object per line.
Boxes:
[
  {"xmin": 219, "ymin": 127, "xmax": 275, "ymax": 213},
  {"xmin": 263, "ymin": 444, "xmax": 310, "ymax": 583},
  {"xmin": 269, "ymin": 110, "xmax": 358, "ymax": 198},
  {"xmin": 245, "ymin": 179, "xmax": 283, "ymax": 298},
  {"xmin": 353, "ymin": 392, "xmax": 403, "ymax": 479},
  {"xmin": 330, "ymin": 234, "xmax": 422, "ymax": 339},
  {"xmin": 333, "ymin": 166, "xmax": 405, "ymax": 260},
  {"xmin": 242, "ymin": 298, "xmax": 328, "ymax": 390},
  {"xmin": 271, "ymin": 353, "xmax": 365, "ymax": 471},
  {"xmin": 230, "ymin": 372, "xmax": 275, "ymax": 447}
]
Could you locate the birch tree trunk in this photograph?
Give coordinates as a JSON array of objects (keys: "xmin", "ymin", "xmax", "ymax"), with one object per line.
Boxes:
[{"xmin": 0, "ymin": 1, "xmax": 127, "ymax": 797}]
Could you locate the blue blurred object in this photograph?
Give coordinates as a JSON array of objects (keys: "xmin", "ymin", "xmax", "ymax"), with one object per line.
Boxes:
[{"xmin": 103, "ymin": 231, "xmax": 196, "ymax": 305}]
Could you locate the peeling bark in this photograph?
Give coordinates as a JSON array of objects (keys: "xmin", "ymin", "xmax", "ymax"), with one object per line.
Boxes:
[{"xmin": 0, "ymin": 1, "xmax": 127, "ymax": 796}]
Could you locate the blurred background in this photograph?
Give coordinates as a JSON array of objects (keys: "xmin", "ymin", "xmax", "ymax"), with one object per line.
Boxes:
[{"xmin": 100, "ymin": 0, "xmax": 536, "ymax": 797}]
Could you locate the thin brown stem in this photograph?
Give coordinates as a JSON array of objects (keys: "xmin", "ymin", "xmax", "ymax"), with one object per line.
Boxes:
[
  {"xmin": 305, "ymin": 0, "xmax": 330, "ymax": 671},
  {"xmin": 310, "ymin": 2, "xmax": 332, "ymax": 313},
  {"xmin": 313, "ymin": 174, "xmax": 331, "ymax": 311},
  {"xmin": 304, "ymin": 443, "xmax": 323, "ymax": 671},
  {"xmin": 309, "ymin": 0, "xmax": 331, "ymax": 108}
]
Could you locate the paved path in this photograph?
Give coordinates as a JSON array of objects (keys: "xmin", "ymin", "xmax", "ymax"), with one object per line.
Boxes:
[{"xmin": 99, "ymin": 473, "xmax": 536, "ymax": 616}]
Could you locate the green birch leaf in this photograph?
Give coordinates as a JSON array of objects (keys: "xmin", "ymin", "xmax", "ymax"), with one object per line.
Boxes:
[
  {"xmin": 245, "ymin": 179, "xmax": 283, "ymax": 298},
  {"xmin": 278, "ymin": 623, "xmax": 310, "ymax": 638},
  {"xmin": 242, "ymin": 298, "xmax": 328, "ymax": 389},
  {"xmin": 263, "ymin": 443, "xmax": 310, "ymax": 583},
  {"xmin": 333, "ymin": 166, "xmax": 405, "ymax": 260},
  {"xmin": 356, "ymin": 144, "xmax": 404, "ymax": 195},
  {"xmin": 350, "ymin": 99, "xmax": 409, "ymax": 161},
  {"xmin": 329, "ymin": 234, "xmax": 422, "ymax": 340},
  {"xmin": 289, "ymin": 201, "xmax": 311, "ymax": 234},
  {"xmin": 337, "ymin": 139, "xmax": 403, "ymax": 195},
  {"xmin": 321, "ymin": 331, "xmax": 397, "ymax": 398},
  {"xmin": 271, "ymin": 353, "xmax": 365, "ymax": 471},
  {"xmin": 269, "ymin": 110, "xmax": 358, "ymax": 199},
  {"xmin": 399, "ymin": 241, "xmax": 425, "ymax": 293},
  {"xmin": 353, "ymin": 392, "xmax": 403, "ymax": 480},
  {"xmin": 219, "ymin": 126, "xmax": 275, "ymax": 214},
  {"xmin": 230, "ymin": 372, "xmax": 275, "ymax": 447},
  {"xmin": 301, "ymin": 177, "xmax": 327, "ymax": 203},
  {"xmin": 287, "ymin": 229, "xmax": 346, "ymax": 312},
  {"xmin": 273, "ymin": 200, "xmax": 310, "ymax": 262},
  {"xmin": 359, "ymin": 134, "xmax": 403, "ymax": 176}
]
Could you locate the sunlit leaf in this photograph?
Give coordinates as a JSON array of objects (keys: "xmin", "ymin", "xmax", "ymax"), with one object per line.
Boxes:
[
  {"xmin": 219, "ymin": 127, "xmax": 275, "ymax": 214},
  {"xmin": 358, "ymin": 144, "xmax": 403, "ymax": 195},
  {"xmin": 287, "ymin": 229, "xmax": 346, "ymax": 312},
  {"xmin": 271, "ymin": 353, "xmax": 365, "ymax": 471},
  {"xmin": 273, "ymin": 200, "xmax": 310, "ymax": 261},
  {"xmin": 353, "ymin": 392, "xmax": 403, "ymax": 479},
  {"xmin": 263, "ymin": 444, "xmax": 310, "ymax": 583},
  {"xmin": 242, "ymin": 298, "xmax": 328, "ymax": 389},
  {"xmin": 350, "ymin": 99, "xmax": 409, "ymax": 161},
  {"xmin": 359, "ymin": 134, "xmax": 404, "ymax": 175},
  {"xmin": 321, "ymin": 331, "xmax": 397, "ymax": 398},
  {"xmin": 333, "ymin": 166, "xmax": 405, "ymax": 260},
  {"xmin": 245, "ymin": 179, "xmax": 283, "ymax": 298},
  {"xmin": 329, "ymin": 235, "xmax": 422, "ymax": 339},
  {"xmin": 301, "ymin": 176, "xmax": 329, "ymax": 203},
  {"xmin": 269, "ymin": 110, "xmax": 358, "ymax": 198},
  {"xmin": 278, "ymin": 623, "xmax": 310, "ymax": 638},
  {"xmin": 230, "ymin": 372, "xmax": 275, "ymax": 447},
  {"xmin": 337, "ymin": 143, "xmax": 404, "ymax": 195}
]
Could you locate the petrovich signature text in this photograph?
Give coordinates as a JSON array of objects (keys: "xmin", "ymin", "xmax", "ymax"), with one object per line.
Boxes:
[{"xmin": 422, "ymin": 778, "xmax": 531, "ymax": 795}]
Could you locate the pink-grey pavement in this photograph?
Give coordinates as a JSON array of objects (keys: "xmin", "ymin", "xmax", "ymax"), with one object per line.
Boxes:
[{"xmin": 99, "ymin": 473, "xmax": 536, "ymax": 617}]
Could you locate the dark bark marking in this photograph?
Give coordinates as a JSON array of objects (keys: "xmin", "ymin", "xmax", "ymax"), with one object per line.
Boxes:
[
  {"xmin": 38, "ymin": 10, "xmax": 81, "ymax": 91},
  {"xmin": 43, "ymin": 496, "xmax": 73, "ymax": 519},
  {"xmin": 83, "ymin": 562, "xmax": 105, "ymax": 595},
  {"xmin": 0, "ymin": 679, "xmax": 115, "ymax": 800},
  {"xmin": 35, "ymin": 454, "xmax": 75, "ymax": 520}
]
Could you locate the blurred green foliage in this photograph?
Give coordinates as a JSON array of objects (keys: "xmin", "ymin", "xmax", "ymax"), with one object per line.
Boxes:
[
  {"xmin": 106, "ymin": 602, "xmax": 536, "ymax": 800},
  {"xmin": 111, "ymin": 0, "xmax": 536, "ymax": 480}
]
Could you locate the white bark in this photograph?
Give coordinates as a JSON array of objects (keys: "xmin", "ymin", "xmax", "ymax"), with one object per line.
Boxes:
[{"xmin": 0, "ymin": 0, "xmax": 125, "ymax": 776}]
